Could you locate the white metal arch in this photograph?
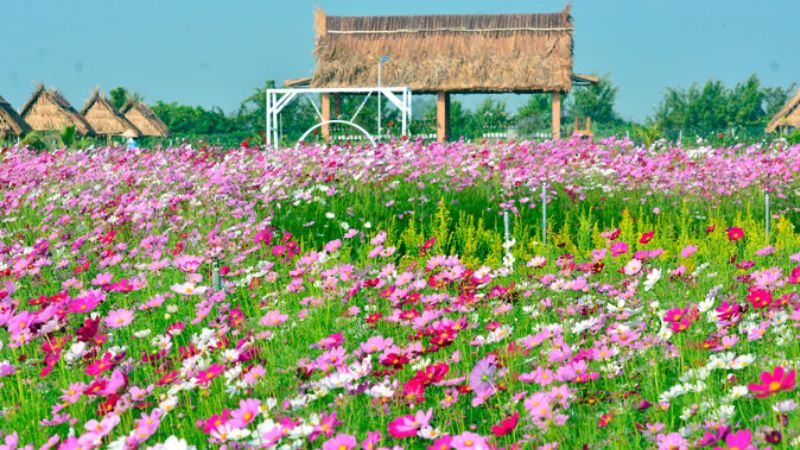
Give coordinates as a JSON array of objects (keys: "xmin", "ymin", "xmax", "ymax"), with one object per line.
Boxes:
[
  {"xmin": 296, "ymin": 120, "xmax": 377, "ymax": 148},
  {"xmin": 266, "ymin": 86, "xmax": 412, "ymax": 148}
]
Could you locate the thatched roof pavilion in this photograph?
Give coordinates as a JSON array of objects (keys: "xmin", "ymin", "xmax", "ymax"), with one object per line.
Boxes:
[
  {"xmin": 0, "ymin": 95, "xmax": 31, "ymax": 138},
  {"xmin": 80, "ymin": 90, "xmax": 140, "ymax": 137},
  {"xmin": 308, "ymin": 6, "xmax": 589, "ymax": 141},
  {"xmin": 120, "ymin": 101, "xmax": 170, "ymax": 137},
  {"xmin": 20, "ymin": 85, "xmax": 94, "ymax": 136},
  {"xmin": 766, "ymin": 88, "xmax": 800, "ymax": 134}
]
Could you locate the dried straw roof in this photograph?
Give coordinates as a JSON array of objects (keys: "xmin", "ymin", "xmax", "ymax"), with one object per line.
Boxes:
[
  {"xmin": 120, "ymin": 101, "xmax": 170, "ymax": 137},
  {"xmin": 766, "ymin": 88, "xmax": 800, "ymax": 133},
  {"xmin": 310, "ymin": 6, "xmax": 574, "ymax": 93},
  {"xmin": 20, "ymin": 85, "xmax": 94, "ymax": 135},
  {"xmin": 0, "ymin": 95, "xmax": 31, "ymax": 136},
  {"xmin": 80, "ymin": 89, "xmax": 141, "ymax": 137}
]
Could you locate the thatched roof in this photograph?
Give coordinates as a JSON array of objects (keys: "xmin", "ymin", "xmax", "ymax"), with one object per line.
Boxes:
[
  {"xmin": 80, "ymin": 90, "xmax": 141, "ymax": 137},
  {"xmin": 0, "ymin": 95, "xmax": 31, "ymax": 136},
  {"xmin": 310, "ymin": 6, "xmax": 574, "ymax": 93},
  {"xmin": 20, "ymin": 85, "xmax": 94, "ymax": 135},
  {"xmin": 120, "ymin": 101, "xmax": 170, "ymax": 137},
  {"xmin": 766, "ymin": 88, "xmax": 800, "ymax": 133}
]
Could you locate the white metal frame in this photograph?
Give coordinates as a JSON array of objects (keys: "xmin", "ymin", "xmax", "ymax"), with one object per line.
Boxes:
[{"xmin": 265, "ymin": 87, "xmax": 412, "ymax": 147}]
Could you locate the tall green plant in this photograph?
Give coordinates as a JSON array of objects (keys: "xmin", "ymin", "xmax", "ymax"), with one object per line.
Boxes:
[{"xmin": 60, "ymin": 126, "xmax": 76, "ymax": 148}]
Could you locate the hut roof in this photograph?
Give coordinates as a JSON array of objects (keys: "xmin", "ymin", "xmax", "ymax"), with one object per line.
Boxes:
[
  {"xmin": 80, "ymin": 90, "xmax": 141, "ymax": 137},
  {"xmin": 19, "ymin": 85, "xmax": 94, "ymax": 135},
  {"xmin": 310, "ymin": 6, "xmax": 574, "ymax": 93},
  {"xmin": 120, "ymin": 101, "xmax": 170, "ymax": 137},
  {"xmin": 766, "ymin": 88, "xmax": 800, "ymax": 133},
  {"xmin": 0, "ymin": 95, "xmax": 31, "ymax": 136}
]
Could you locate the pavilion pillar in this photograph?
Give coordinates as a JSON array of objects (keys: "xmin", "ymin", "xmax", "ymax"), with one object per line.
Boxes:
[
  {"xmin": 321, "ymin": 93, "xmax": 331, "ymax": 140},
  {"xmin": 437, "ymin": 91, "xmax": 450, "ymax": 143},
  {"xmin": 551, "ymin": 91, "xmax": 561, "ymax": 140},
  {"xmin": 333, "ymin": 94, "xmax": 341, "ymax": 118}
]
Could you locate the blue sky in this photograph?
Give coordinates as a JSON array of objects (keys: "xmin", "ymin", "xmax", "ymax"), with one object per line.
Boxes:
[{"xmin": 2, "ymin": 0, "xmax": 797, "ymax": 121}]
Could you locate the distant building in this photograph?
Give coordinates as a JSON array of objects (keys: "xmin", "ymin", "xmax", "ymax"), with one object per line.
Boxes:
[
  {"xmin": 20, "ymin": 85, "xmax": 94, "ymax": 135},
  {"xmin": 0, "ymin": 95, "xmax": 31, "ymax": 139},
  {"xmin": 120, "ymin": 101, "xmax": 170, "ymax": 137},
  {"xmin": 80, "ymin": 89, "xmax": 140, "ymax": 137},
  {"xmin": 302, "ymin": 6, "xmax": 595, "ymax": 141},
  {"xmin": 766, "ymin": 89, "xmax": 800, "ymax": 134}
]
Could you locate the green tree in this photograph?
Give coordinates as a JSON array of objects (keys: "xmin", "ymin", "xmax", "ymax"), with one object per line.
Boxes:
[
  {"xmin": 515, "ymin": 94, "xmax": 553, "ymax": 136},
  {"xmin": 567, "ymin": 75, "xmax": 621, "ymax": 127},
  {"xmin": 109, "ymin": 87, "xmax": 129, "ymax": 110},
  {"xmin": 469, "ymin": 98, "xmax": 509, "ymax": 135}
]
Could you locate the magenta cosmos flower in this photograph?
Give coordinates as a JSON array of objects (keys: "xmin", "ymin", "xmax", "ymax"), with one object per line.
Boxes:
[
  {"xmin": 713, "ymin": 429, "xmax": 751, "ymax": 450},
  {"xmin": 748, "ymin": 366, "xmax": 796, "ymax": 398}
]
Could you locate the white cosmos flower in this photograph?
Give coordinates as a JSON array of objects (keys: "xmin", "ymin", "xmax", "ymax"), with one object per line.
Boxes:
[
  {"xmin": 170, "ymin": 283, "xmax": 208, "ymax": 296},
  {"xmin": 643, "ymin": 268, "xmax": 661, "ymax": 291}
]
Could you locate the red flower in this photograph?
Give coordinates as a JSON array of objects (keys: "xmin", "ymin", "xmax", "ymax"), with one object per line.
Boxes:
[
  {"xmin": 746, "ymin": 288, "xmax": 772, "ymax": 309},
  {"xmin": 747, "ymin": 366, "xmax": 796, "ymax": 398},
  {"xmin": 491, "ymin": 412, "xmax": 519, "ymax": 437},
  {"xmin": 639, "ymin": 231, "xmax": 654, "ymax": 244},
  {"xmin": 727, "ymin": 227, "xmax": 744, "ymax": 241}
]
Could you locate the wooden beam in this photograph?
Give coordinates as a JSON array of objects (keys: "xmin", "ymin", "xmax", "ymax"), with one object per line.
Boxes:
[
  {"xmin": 333, "ymin": 94, "xmax": 341, "ymax": 118},
  {"xmin": 437, "ymin": 91, "xmax": 450, "ymax": 143},
  {"xmin": 321, "ymin": 93, "xmax": 331, "ymax": 140},
  {"xmin": 551, "ymin": 91, "xmax": 561, "ymax": 140}
]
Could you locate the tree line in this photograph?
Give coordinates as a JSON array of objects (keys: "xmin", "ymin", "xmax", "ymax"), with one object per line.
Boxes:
[{"xmin": 107, "ymin": 74, "xmax": 796, "ymax": 147}]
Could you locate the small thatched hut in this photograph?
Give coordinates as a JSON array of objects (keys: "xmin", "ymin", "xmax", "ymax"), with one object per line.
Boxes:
[
  {"xmin": 80, "ymin": 90, "xmax": 140, "ymax": 137},
  {"xmin": 0, "ymin": 95, "xmax": 31, "ymax": 139},
  {"xmin": 20, "ymin": 85, "xmax": 94, "ymax": 135},
  {"xmin": 309, "ymin": 6, "xmax": 589, "ymax": 141},
  {"xmin": 120, "ymin": 101, "xmax": 170, "ymax": 137},
  {"xmin": 766, "ymin": 89, "xmax": 800, "ymax": 134}
]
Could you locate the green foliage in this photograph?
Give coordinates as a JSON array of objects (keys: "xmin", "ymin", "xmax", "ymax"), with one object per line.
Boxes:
[
  {"xmin": 109, "ymin": 87, "xmax": 129, "ymax": 110},
  {"xmin": 653, "ymin": 74, "xmax": 793, "ymax": 140},
  {"xmin": 151, "ymin": 101, "xmax": 243, "ymax": 136},
  {"xmin": 60, "ymin": 125, "xmax": 76, "ymax": 148},
  {"xmin": 787, "ymin": 129, "xmax": 800, "ymax": 145},
  {"xmin": 515, "ymin": 94, "xmax": 552, "ymax": 135},
  {"xmin": 19, "ymin": 131, "xmax": 46, "ymax": 151},
  {"xmin": 567, "ymin": 75, "xmax": 622, "ymax": 127}
]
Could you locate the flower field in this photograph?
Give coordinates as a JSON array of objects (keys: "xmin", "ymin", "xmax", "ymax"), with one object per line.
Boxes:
[{"xmin": 1, "ymin": 138, "xmax": 800, "ymax": 449}]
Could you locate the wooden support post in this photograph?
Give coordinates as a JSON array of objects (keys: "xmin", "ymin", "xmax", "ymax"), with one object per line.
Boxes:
[
  {"xmin": 437, "ymin": 91, "xmax": 450, "ymax": 143},
  {"xmin": 551, "ymin": 91, "xmax": 561, "ymax": 140},
  {"xmin": 321, "ymin": 93, "xmax": 331, "ymax": 140},
  {"xmin": 333, "ymin": 94, "xmax": 341, "ymax": 118}
]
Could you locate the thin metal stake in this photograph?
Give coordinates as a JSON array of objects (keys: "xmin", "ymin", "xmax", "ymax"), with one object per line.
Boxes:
[
  {"xmin": 212, "ymin": 259, "xmax": 222, "ymax": 292},
  {"xmin": 542, "ymin": 181, "xmax": 547, "ymax": 244},
  {"xmin": 765, "ymin": 191, "xmax": 770, "ymax": 239},
  {"xmin": 503, "ymin": 210, "xmax": 510, "ymax": 246}
]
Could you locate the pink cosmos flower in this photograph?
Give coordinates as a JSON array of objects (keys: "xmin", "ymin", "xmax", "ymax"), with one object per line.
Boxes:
[
  {"xmin": 655, "ymin": 432, "xmax": 688, "ymax": 450},
  {"xmin": 362, "ymin": 430, "xmax": 381, "ymax": 450},
  {"xmin": 104, "ymin": 309, "xmax": 134, "ymax": 328},
  {"xmin": 610, "ymin": 241, "xmax": 628, "ymax": 257},
  {"xmin": 324, "ymin": 239, "xmax": 342, "ymax": 253},
  {"xmin": 195, "ymin": 364, "xmax": 225, "ymax": 384},
  {"xmin": 322, "ymin": 434, "xmax": 357, "ymax": 450},
  {"xmin": 388, "ymin": 409, "xmax": 431, "ymax": 438},
  {"xmin": 680, "ymin": 245, "xmax": 697, "ymax": 258},
  {"xmin": 747, "ymin": 366, "xmax": 796, "ymax": 398},
  {"xmin": 228, "ymin": 398, "xmax": 261, "ymax": 428},
  {"xmin": 451, "ymin": 432, "xmax": 489, "ymax": 450},
  {"xmin": 468, "ymin": 355, "xmax": 498, "ymax": 406},
  {"xmin": 260, "ymin": 310, "xmax": 288, "ymax": 327}
]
